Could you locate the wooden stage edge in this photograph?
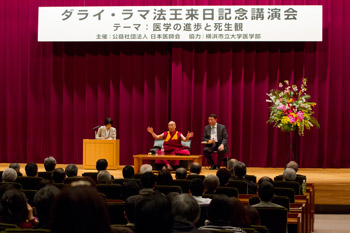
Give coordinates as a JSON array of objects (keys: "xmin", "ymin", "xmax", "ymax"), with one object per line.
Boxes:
[{"xmin": 1, "ymin": 163, "xmax": 349, "ymax": 206}]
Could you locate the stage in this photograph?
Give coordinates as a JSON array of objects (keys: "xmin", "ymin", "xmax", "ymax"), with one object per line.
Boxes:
[{"xmin": 2, "ymin": 164, "xmax": 349, "ymax": 206}]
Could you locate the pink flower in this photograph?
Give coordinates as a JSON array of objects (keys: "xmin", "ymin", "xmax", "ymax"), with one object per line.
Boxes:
[
  {"xmin": 297, "ymin": 111, "xmax": 304, "ymax": 121},
  {"xmin": 288, "ymin": 114, "xmax": 296, "ymax": 123},
  {"xmin": 277, "ymin": 105, "xmax": 286, "ymax": 111}
]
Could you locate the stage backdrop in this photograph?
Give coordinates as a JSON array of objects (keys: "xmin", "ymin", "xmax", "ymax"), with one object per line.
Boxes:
[{"xmin": 1, "ymin": 0, "xmax": 349, "ymax": 168}]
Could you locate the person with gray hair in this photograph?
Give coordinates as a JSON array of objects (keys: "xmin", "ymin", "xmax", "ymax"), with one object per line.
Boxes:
[
  {"xmin": 2, "ymin": 168, "xmax": 17, "ymax": 182},
  {"xmin": 204, "ymin": 175, "xmax": 219, "ymax": 194},
  {"xmin": 171, "ymin": 194, "xmax": 201, "ymax": 232},
  {"xmin": 97, "ymin": 170, "xmax": 112, "ymax": 184},
  {"xmin": 286, "ymin": 161, "xmax": 299, "ymax": 172},
  {"xmin": 65, "ymin": 164, "xmax": 78, "ymax": 177},
  {"xmin": 44, "ymin": 156, "xmax": 57, "ymax": 171},
  {"xmin": 140, "ymin": 164, "xmax": 152, "ymax": 174},
  {"xmin": 227, "ymin": 159, "xmax": 238, "ymax": 177},
  {"xmin": 283, "ymin": 168, "xmax": 297, "ymax": 181},
  {"xmin": 9, "ymin": 163, "xmax": 22, "ymax": 176}
]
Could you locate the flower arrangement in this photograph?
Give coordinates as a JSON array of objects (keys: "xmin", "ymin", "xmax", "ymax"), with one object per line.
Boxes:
[{"xmin": 266, "ymin": 78, "xmax": 320, "ymax": 136}]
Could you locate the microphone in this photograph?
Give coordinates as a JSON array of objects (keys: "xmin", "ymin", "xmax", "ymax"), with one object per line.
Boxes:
[{"xmin": 93, "ymin": 125, "xmax": 100, "ymax": 130}]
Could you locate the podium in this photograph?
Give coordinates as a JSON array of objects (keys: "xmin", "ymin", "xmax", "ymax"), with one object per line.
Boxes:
[{"xmin": 83, "ymin": 139, "xmax": 120, "ymax": 169}]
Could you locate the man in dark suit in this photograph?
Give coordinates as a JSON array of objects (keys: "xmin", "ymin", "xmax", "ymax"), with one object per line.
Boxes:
[{"xmin": 203, "ymin": 114, "xmax": 229, "ymax": 170}]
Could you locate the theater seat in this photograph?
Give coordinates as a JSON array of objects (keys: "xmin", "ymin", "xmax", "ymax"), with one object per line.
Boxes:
[
  {"xmin": 154, "ymin": 185, "xmax": 182, "ymax": 195},
  {"xmin": 255, "ymin": 206, "xmax": 288, "ymax": 233},
  {"xmin": 22, "ymin": 189, "xmax": 37, "ymax": 206},
  {"xmin": 0, "ymin": 223, "xmax": 19, "ymax": 231},
  {"xmin": 97, "ymin": 184, "xmax": 122, "ymax": 199},
  {"xmin": 1, "ymin": 229, "xmax": 50, "ymax": 233},
  {"xmin": 215, "ymin": 186, "xmax": 239, "ymax": 198},
  {"xmin": 107, "ymin": 202, "xmax": 127, "ymax": 225},
  {"xmin": 172, "ymin": 179, "xmax": 191, "ymax": 193},
  {"xmin": 15, "ymin": 177, "xmax": 45, "ymax": 190},
  {"xmin": 274, "ymin": 181, "xmax": 301, "ymax": 195},
  {"xmin": 274, "ymin": 187, "xmax": 295, "ymax": 203},
  {"xmin": 0, "ymin": 182, "xmax": 22, "ymax": 190},
  {"xmin": 227, "ymin": 180, "xmax": 248, "ymax": 194},
  {"xmin": 37, "ymin": 171, "xmax": 52, "ymax": 181},
  {"xmin": 250, "ymin": 225, "xmax": 269, "ymax": 233},
  {"xmin": 187, "ymin": 174, "xmax": 205, "ymax": 180},
  {"xmin": 82, "ymin": 172, "xmax": 98, "ymax": 183}
]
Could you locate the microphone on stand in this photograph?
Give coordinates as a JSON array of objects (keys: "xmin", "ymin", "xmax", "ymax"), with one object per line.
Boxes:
[{"xmin": 93, "ymin": 125, "xmax": 100, "ymax": 131}]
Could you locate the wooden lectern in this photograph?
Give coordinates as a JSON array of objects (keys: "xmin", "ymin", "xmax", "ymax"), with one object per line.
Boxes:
[{"xmin": 83, "ymin": 139, "xmax": 120, "ymax": 169}]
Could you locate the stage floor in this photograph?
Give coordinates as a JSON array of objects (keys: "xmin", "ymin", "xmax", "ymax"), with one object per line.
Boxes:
[{"xmin": 2, "ymin": 164, "xmax": 349, "ymax": 205}]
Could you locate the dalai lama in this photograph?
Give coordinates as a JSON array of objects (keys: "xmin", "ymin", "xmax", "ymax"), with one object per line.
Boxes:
[{"xmin": 147, "ymin": 121, "xmax": 194, "ymax": 170}]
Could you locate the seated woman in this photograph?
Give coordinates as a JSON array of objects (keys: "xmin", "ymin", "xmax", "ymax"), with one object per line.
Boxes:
[
  {"xmin": 95, "ymin": 117, "xmax": 117, "ymax": 140},
  {"xmin": 147, "ymin": 121, "xmax": 193, "ymax": 170}
]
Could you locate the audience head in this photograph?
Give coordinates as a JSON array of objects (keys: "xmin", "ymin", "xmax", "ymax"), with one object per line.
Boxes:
[
  {"xmin": 216, "ymin": 168, "xmax": 231, "ymax": 186},
  {"xmin": 283, "ymin": 168, "xmax": 297, "ymax": 181},
  {"xmin": 157, "ymin": 168, "xmax": 173, "ymax": 185},
  {"xmin": 189, "ymin": 178, "xmax": 205, "ymax": 196},
  {"xmin": 135, "ymin": 193, "xmax": 173, "ymax": 233},
  {"xmin": 0, "ymin": 183, "xmax": 16, "ymax": 199},
  {"xmin": 189, "ymin": 162, "xmax": 201, "ymax": 174},
  {"xmin": 175, "ymin": 167, "xmax": 187, "ymax": 179},
  {"xmin": 230, "ymin": 197, "xmax": 250, "ymax": 228},
  {"xmin": 2, "ymin": 168, "xmax": 17, "ymax": 182},
  {"xmin": 258, "ymin": 176, "xmax": 274, "ymax": 186},
  {"xmin": 204, "ymin": 175, "xmax": 219, "ymax": 193},
  {"xmin": 124, "ymin": 195, "xmax": 143, "ymax": 224},
  {"xmin": 227, "ymin": 158, "xmax": 238, "ymax": 175},
  {"xmin": 52, "ymin": 168, "xmax": 66, "ymax": 183},
  {"xmin": 286, "ymin": 161, "xmax": 299, "ymax": 172},
  {"xmin": 234, "ymin": 162, "xmax": 247, "ymax": 178},
  {"xmin": 34, "ymin": 185, "xmax": 60, "ymax": 224},
  {"xmin": 96, "ymin": 159, "xmax": 108, "ymax": 172},
  {"xmin": 122, "ymin": 165, "xmax": 135, "ymax": 179},
  {"xmin": 104, "ymin": 117, "xmax": 113, "ymax": 130},
  {"xmin": 171, "ymin": 194, "xmax": 200, "ymax": 225},
  {"xmin": 0, "ymin": 189, "xmax": 28, "ymax": 226},
  {"xmin": 65, "ymin": 164, "xmax": 78, "ymax": 177},
  {"xmin": 44, "ymin": 156, "xmax": 57, "ymax": 171},
  {"xmin": 258, "ymin": 181, "xmax": 275, "ymax": 202},
  {"xmin": 25, "ymin": 162, "xmax": 38, "ymax": 177},
  {"xmin": 50, "ymin": 185, "xmax": 110, "ymax": 233},
  {"xmin": 167, "ymin": 192, "xmax": 180, "ymax": 202},
  {"xmin": 97, "ymin": 170, "xmax": 112, "ymax": 184},
  {"xmin": 244, "ymin": 205, "xmax": 261, "ymax": 226},
  {"xmin": 207, "ymin": 195, "xmax": 233, "ymax": 226},
  {"xmin": 141, "ymin": 172, "xmax": 156, "ymax": 189},
  {"xmin": 140, "ymin": 164, "xmax": 152, "ymax": 174},
  {"xmin": 9, "ymin": 163, "xmax": 20, "ymax": 173},
  {"xmin": 121, "ymin": 180, "xmax": 140, "ymax": 201}
]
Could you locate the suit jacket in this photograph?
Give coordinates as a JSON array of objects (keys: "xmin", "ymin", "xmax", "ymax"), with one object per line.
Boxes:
[
  {"xmin": 203, "ymin": 123, "xmax": 229, "ymax": 153},
  {"xmin": 95, "ymin": 126, "xmax": 117, "ymax": 139}
]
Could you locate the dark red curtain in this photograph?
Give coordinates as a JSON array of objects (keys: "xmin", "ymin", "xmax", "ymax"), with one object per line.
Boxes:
[{"xmin": 1, "ymin": 0, "xmax": 349, "ymax": 168}]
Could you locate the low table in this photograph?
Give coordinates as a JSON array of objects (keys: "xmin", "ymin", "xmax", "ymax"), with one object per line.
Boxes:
[{"xmin": 133, "ymin": 154, "xmax": 202, "ymax": 173}]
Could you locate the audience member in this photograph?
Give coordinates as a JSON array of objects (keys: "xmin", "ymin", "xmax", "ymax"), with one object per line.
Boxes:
[
  {"xmin": 283, "ymin": 168, "xmax": 297, "ymax": 181},
  {"xmin": 52, "ymin": 168, "xmax": 66, "ymax": 183},
  {"xmin": 199, "ymin": 195, "xmax": 245, "ymax": 232},
  {"xmin": 140, "ymin": 164, "xmax": 152, "ymax": 174},
  {"xmin": 0, "ymin": 189, "xmax": 37, "ymax": 228},
  {"xmin": 44, "ymin": 156, "xmax": 57, "ymax": 172},
  {"xmin": 25, "ymin": 162, "xmax": 38, "ymax": 177},
  {"xmin": 171, "ymin": 194, "xmax": 201, "ymax": 232},
  {"xmin": 121, "ymin": 180, "xmax": 140, "ymax": 201},
  {"xmin": 122, "ymin": 165, "xmax": 135, "ymax": 179},
  {"xmin": 189, "ymin": 162, "xmax": 201, "ymax": 175},
  {"xmin": 2, "ymin": 168, "xmax": 17, "ymax": 183},
  {"xmin": 135, "ymin": 193, "xmax": 173, "ymax": 233},
  {"xmin": 175, "ymin": 167, "xmax": 187, "ymax": 179},
  {"xmin": 189, "ymin": 178, "xmax": 211, "ymax": 204},
  {"xmin": 139, "ymin": 172, "xmax": 156, "ymax": 195},
  {"xmin": 233, "ymin": 162, "xmax": 257, "ymax": 194},
  {"xmin": 124, "ymin": 195, "xmax": 143, "ymax": 227},
  {"xmin": 96, "ymin": 159, "xmax": 108, "ymax": 171},
  {"xmin": 50, "ymin": 185, "xmax": 110, "ymax": 233},
  {"xmin": 252, "ymin": 181, "xmax": 284, "ymax": 208},
  {"xmin": 9, "ymin": 163, "xmax": 22, "ymax": 176},
  {"xmin": 157, "ymin": 168, "xmax": 173, "ymax": 185},
  {"xmin": 97, "ymin": 170, "xmax": 112, "ymax": 184},
  {"xmin": 216, "ymin": 168, "xmax": 231, "ymax": 186},
  {"xmin": 65, "ymin": 164, "xmax": 78, "ymax": 177},
  {"xmin": 258, "ymin": 176, "xmax": 274, "ymax": 185},
  {"xmin": 0, "ymin": 183, "xmax": 16, "ymax": 199},
  {"xmin": 227, "ymin": 158, "xmax": 238, "ymax": 177},
  {"xmin": 244, "ymin": 205, "xmax": 261, "ymax": 226},
  {"xmin": 230, "ymin": 197, "xmax": 250, "ymax": 228},
  {"xmin": 203, "ymin": 175, "xmax": 219, "ymax": 194},
  {"xmin": 33, "ymin": 185, "xmax": 60, "ymax": 229}
]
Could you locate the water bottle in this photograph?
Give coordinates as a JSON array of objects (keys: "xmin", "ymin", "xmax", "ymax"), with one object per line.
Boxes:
[
  {"xmin": 161, "ymin": 145, "xmax": 165, "ymax": 156},
  {"xmin": 302, "ymin": 180, "xmax": 307, "ymax": 194}
]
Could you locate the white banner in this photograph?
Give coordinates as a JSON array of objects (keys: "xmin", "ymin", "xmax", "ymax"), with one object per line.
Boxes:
[{"xmin": 38, "ymin": 5, "xmax": 322, "ymax": 42}]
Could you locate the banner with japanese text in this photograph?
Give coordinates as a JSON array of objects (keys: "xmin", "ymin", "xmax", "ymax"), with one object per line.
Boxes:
[{"xmin": 38, "ymin": 6, "xmax": 322, "ymax": 42}]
